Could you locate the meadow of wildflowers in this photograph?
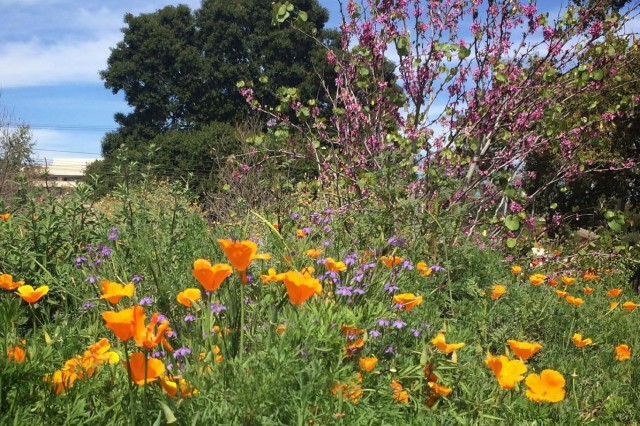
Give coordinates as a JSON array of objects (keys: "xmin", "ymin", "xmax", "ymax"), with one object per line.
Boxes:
[{"xmin": 0, "ymin": 181, "xmax": 638, "ymax": 425}]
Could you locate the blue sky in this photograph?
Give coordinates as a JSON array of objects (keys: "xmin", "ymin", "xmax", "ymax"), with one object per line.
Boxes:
[
  {"xmin": 0, "ymin": 1, "xmax": 636, "ymax": 164},
  {"xmin": 0, "ymin": 0, "xmax": 342, "ymax": 163}
]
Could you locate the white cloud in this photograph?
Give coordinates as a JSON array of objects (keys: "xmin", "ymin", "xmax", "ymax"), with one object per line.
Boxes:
[{"xmin": 31, "ymin": 128, "xmax": 102, "ymax": 159}]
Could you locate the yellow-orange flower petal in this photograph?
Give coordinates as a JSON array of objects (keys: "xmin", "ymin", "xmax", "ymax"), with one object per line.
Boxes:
[
  {"xmin": 8, "ymin": 346, "xmax": 26, "ymax": 363},
  {"xmin": 281, "ymin": 270, "xmax": 322, "ymax": 305},
  {"xmin": 217, "ymin": 239, "xmax": 271, "ymax": 271},
  {"xmin": 431, "ymin": 333, "xmax": 465, "ymax": 354},
  {"xmin": 176, "ymin": 288, "xmax": 202, "ymax": 307},
  {"xmin": 525, "ymin": 370, "xmax": 565, "ymax": 403},
  {"xmin": 572, "ymin": 333, "xmax": 592, "ymax": 348},
  {"xmin": 358, "ymin": 356, "xmax": 378, "ymax": 372},
  {"xmin": 529, "ymin": 274, "xmax": 546, "ymax": 286},
  {"xmin": 102, "ymin": 307, "xmax": 137, "ymax": 342},
  {"xmin": 615, "ymin": 344, "xmax": 631, "ymax": 361},
  {"xmin": 125, "ymin": 352, "xmax": 166, "ymax": 385},
  {"xmin": 507, "ymin": 340, "xmax": 542, "ymax": 361},
  {"xmin": 606, "ymin": 288, "xmax": 623, "ymax": 297},
  {"xmin": 393, "ymin": 293, "xmax": 423, "ymax": 311},
  {"xmin": 0, "ymin": 274, "xmax": 24, "ymax": 291},
  {"xmin": 324, "ymin": 257, "xmax": 346, "ymax": 273},
  {"xmin": 100, "ymin": 280, "xmax": 135, "ymax": 305},
  {"xmin": 192, "ymin": 259, "xmax": 233, "ymax": 292},
  {"xmin": 16, "ymin": 285, "xmax": 49, "ymax": 304},
  {"xmin": 491, "ymin": 284, "xmax": 506, "ymax": 300},
  {"xmin": 485, "ymin": 352, "xmax": 527, "ymax": 389}
]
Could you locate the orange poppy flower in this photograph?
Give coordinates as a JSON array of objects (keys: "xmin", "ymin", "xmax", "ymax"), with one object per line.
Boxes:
[
  {"xmin": 529, "ymin": 274, "xmax": 546, "ymax": 286},
  {"xmin": 0, "ymin": 274, "xmax": 23, "ymax": 291},
  {"xmin": 393, "ymin": 293, "xmax": 423, "ymax": 311},
  {"xmin": 133, "ymin": 310, "xmax": 171, "ymax": 350},
  {"xmin": 549, "ymin": 278, "xmax": 558, "ymax": 287},
  {"xmin": 85, "ymin": 338, "xmax": 119, "ymax": 366},
  {"xmin": 491, "ymin": 284, "xmax": 507, "ymax": 300},
  {"xmin": 192, "ymin": 259, "xmax": 233, "ymax": 292},
  {"xmin": 431, "ymin": 333, "xmax": 465, "ymax": 354},
  {"xmin": 7, "ymin": 345, "xmax": 26, "ymax": 363},
  {"xmin": 582, "ymin": 270, "xmax": 600, "ymax": 280},
  {"xmin": 161, "ymin": 376, "xmax": 198, "ymax": 398},
  {"xmin": 125, "ymin": 352, "xmax": 166, "ymax": 385},
  {"xmin": 525, "ymin": 370, "xmax": 565, "ymax": 403},
  {"xmin": 45, "ymin": 369, "xmax": 78, "ymax": 395},
  {"xmin": 102, "ymin": 306, "xmax": 137, "ymax": 342},
  {"xmin": 0, "ymin": 213, "xmax": 10, "ymax": 221},
  {"xmin": 572, "ymin": 333, "xmax": 592, "ymax": 348},
  {"xmin": 380, "ymin": 255, "xmax": 404, "ymax": 268},
  {"xmin": 561, "ymin": 276, "xmax": 575, "ymax": 286},
  {"xmin": 276, "ymin": 323, "xmax": 287, "ymax": 335},
  {"xmin": 281, "ymin": 270, "xmax": 322, "ymax": 305},
  {"xmin": 609, "ymin": 301, "xmax": 620, "ymax": 311},
  {"xmin": 324, "ymin": 257, "xmax": 347, "ymax": 273},
  {"xmin": 260, "ymin": 268, "xmax": 284, "ymax": 284},
  {"xmin": 583, "ymin": 287, "xmax": 594, "ymax": 295},
  {"xmin": 485, "ymin": 352, "xmax": 527, "ymax": 389},
  {"xmin": 217, "ymin": 239, "xmax": 271, "ymax": 271},
  {"xmin": 176, "ymin": 288, "xmax": 202, "ymax": 307},
  {"xmin": 358, "ymin": 356, "xmax": 378, "ymax": 372},
  {"xmin": 344, "ymin": 338, "xmax": 365, "ymax": 356},
  {"xmin": 100, "ymin": 280, "xmax": 135, "ymax": 305},
  {"xmin": 615, "ymin": 344, "xmax": 631, "ymax": 361},
  {"xmin": 511, "ymin": 265, "xmax": 522, "ymax": 274},
  {"xmin": 305, "ymin": 248, "xmax": 322, "ymax": 259},
  {"xmin": 622, "ymin": 301, "xmax": 639, "ymax": 311},
  {"xmin": 507, "ymin": 340, "xmax": 542, "ymax": 360},
  {"xmin": 416, "ymin": 261, "xmax": 433, "ymax": 277},
  {"xmin": 16, "ymin": 285, "xmax": 49, "ymax": 303},
  {"xmin": 296, "ymin": 229, "xmax": 308, "ymax": 238},
  {"xmin": 331, "ymin": 374, "xmax": 363, "ymax": 403},
  {"xmin": 606, "ymin": 288, "xmax": 623, "ymax": 297},
  {"xmin": 428, "ymin": 381, "xmax": 452, "ymax": 398},
  {"xmin": 565, "ymin": 296, "xmax": 584, "ymax": 306},
  {"xmin": 555, "ymin": 290, "xmax": 568, "ymax": 298},
  {"xmin": 341, "ymin": 324, "xmax": 364, "ymax": 338},
  {"xmin": 391, "ymin": 380, "xmax": 409, "ymax": 403}
]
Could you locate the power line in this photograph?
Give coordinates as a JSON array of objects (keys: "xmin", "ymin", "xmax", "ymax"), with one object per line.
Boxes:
[
  {"xmin": 5, "ymin": 123, "xmax": 117, "ymax": 132},
  {"xmin": 33, "ymin": 148, "xmax": 101, "ymax": 156}
]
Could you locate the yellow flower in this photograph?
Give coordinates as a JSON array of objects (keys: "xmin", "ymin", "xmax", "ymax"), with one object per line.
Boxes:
[
  {"xmin": 572, "ymin": 333, "xmax": 592, "ymax": 348},
  {"xmin": 260, "ymin": 267, "xmax": 284, "ymax": 284},
  {"xmin": 176, "ymin": 288, "xmax": 202, "ymax": 307},
  {"xmin": 529, "ymin": 274, "xmax": 546, "ymax": 286},
  {"xmin": 431, "ymin": 333, "xmax": 465, "ymax": 354},
  {"xmin": 416, "ymin": 261, "xmax": 433, "ymax": 277},
  {"xmin": 392, "ymin": 293, "xmax": 423, "ymax": 311},
  {"xmin": 0, "ymin": 213, "xmax": 10, "ymax": 221},
  {"xmin": 507, "ymin": 340, "xmax": 542, "ymax": 361},
  {"xmin": 16, "ymin": 285, "xmax": 49, "ymax": 304},
  {"xmin": 358, "ymin": 356, "xmax": 378, "ymax": 372},
  {"xmin": 484, "ymin": 352, "xmax": 527, "ymax": 389},
  {"xmin": 555, "ymin": 290, "xmax": 568, "ymax": 298},
  {"xmin": 491, "ymin": 284, "xmax": 506, "ymax": 300},
  {"xmin": 100, "ymin": 280, "xmax": 135, "ymax": 305},
  {"xmin": 324, "ymin": 258, "xmax": 346, "ymax": 273},
  {"xmin": 622, "ymin": 301, "xmax": 639, "ymax": 311},
  {"xmin": 511, "ymin": 265, "xmax": 522, "ymax": 274},
  {"xmin": 561, "ymin": 276, "xmax": 575, "ymax": 286},
  {"xmin": 615, "ymin": 344, "xmax": 631, "ymax": 361},
  {"xmin": 391, "ymin": 380, "xmax": 409, "ymax": 403},
  {"xmin": 565, "ymin": 296, "xmax": 584, "ymax": 306},
  {"xmin": 525, "ymin": 370, "xmax": 565, "ymax": 403}
]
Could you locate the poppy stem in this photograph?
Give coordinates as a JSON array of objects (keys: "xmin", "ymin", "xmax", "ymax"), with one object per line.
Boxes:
[{"xmin": 239, "ymin": 274, "xmax": 245, "ymax": 361}]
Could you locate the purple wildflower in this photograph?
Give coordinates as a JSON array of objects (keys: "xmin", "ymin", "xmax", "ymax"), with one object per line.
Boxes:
[
  {"xmin": 82, "ymin": 301, "xmax": 95, "ymax": 309},
  {"xmin": 139, "ymin": 296, "xmax": 153, "ymax": 306},
  {"xmin": 336, "ymin": 286, "xmax": 352, "ymax": 297},
  {"xmin": 385, "ymin": 346, "xmax": 395, "ymax": 355},
  {"xmin": 184, "ymin": 314, "xmax": 196, "ymax": 322},
  {"xmin": 131, "ymin": 275, "xmax": 144, "ymax": 283},
  {"xmin": 412, "ymin": 328, "xmax": 422, "ymax": 337},
  {"xmin": 387, "ymin": 236, "xmax": 405, "ymax": 248},
  {"xmin": 384, "ymin": 283, "xmax": 399, "ymax": 293},
  {"xmin": 85, "ymin": 276, "xmax": 97, "ymax": 284},
  {"xmin": 173, "ymin": 347, "xmax": 192, "ymax": 360},
  {"xmin": 377, "ymin": 318, "xmax": 390, "ymax": 327},
  {"xmin": 211, "ymin": 303, "xmax": 227, "ymax": 314},
  {"xmin": 108, "ymin": 227, "xmax": 119, "ymax": 241},
  {"xmin": 392, "ymin": 320, "xmax": 406, "ymax": 329},
  {"xmin": 369, "ymin": 329, "xmax": 381, "ymax": 338}
]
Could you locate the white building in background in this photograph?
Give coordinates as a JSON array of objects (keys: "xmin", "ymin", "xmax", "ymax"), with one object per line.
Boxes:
[{"xmin": 35, "ymin": 157, "xmax": 97, "ymax": 188}]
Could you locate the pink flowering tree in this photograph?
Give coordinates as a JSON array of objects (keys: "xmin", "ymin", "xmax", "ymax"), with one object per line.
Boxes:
[{"xmin": 246, "ymin": 0, "xmax": 639, "ymax": 241}]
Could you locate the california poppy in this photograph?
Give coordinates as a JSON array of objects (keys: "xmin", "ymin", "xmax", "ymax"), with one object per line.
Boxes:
[
  {"xmin": 7, "ymin": 345, "xmax": 26, "ymax": 363},
  {"xmin": 161, "ymin": 376, "xmax": 198, "ymax": 398},
  {"xmin": 565, "ymin": 296, "xmax": 584, "ymax": 306},
  {"xmin": 324, "ymin": 258, "xmax": 347, "ymax": 273},
  {"xmin": 507, "ymin": 340, "xmax": 542, "ymax": 361},
  {"xmin": 381, "ymin": 255, "xmax": 403, "ymax": 268},
  {"xmin": 622, "ymin": 301, "xmax": 639, "ymax": 311},
  {"xmin": 511, "ymin": 265, "xmax": 522, "ymax": 274},
  {"xmin": 416, "ymin": 262, "xmax": 433, "ymax": 277},
  {"xmin": 0, "ymin": 274, "xmax": 23, "ymax": 291},
  {"xmin": 16, "ymin": 285, "xmax": 49, "ymax": 304},
  {"xmin": 606, "ymin": 288, "xmax": 623, "ymax": 297},
  {"xmin": 491, "ymin": 284, "xmax": 506, "ymax": 300},
  {"xmin": 102, "ymin": 307, "xmax": 137, "ymax": 342},
  {"xmin": 281, "ymin": 270, "xmax": 322, "ymax": 305},
  {"xmin": 331, "ymin": 373, "xmax": 363, "ymax": 403},
  {"xmin": 133, "ymin": 310, "xmax": 171, "ymax": 350},
  {"xmin": 431, "ymin": 333, "xmax": 465, "ymax": 354},
  {"xmin": 485, "ymin": 352, "xmax": 527, "ymax": 389},
  {"xmin": 428, "ymin": 381, "xmax": 452, "ymax": 397},
  {"xmin": 192, "ymin": 259, "xmax": 232, "ymax": 292},
  {"xmin": 555, "ymin": 290, "xmax": 568, "ymax": 298},
  {"xmin": 100, "ymin": 280, "xmax": 135, "ymax": 305},
  {"xmin": 46, "ymin": 368, "xmax": 78, "ymax": 395},
  {"xmin": 393, "ymin": 293, "xmax": 423, "ymax": 311},
  {"xmin": 260, "ymin": 268, "xmax": 283, "ymax": 284},
  {"xmin": 305, "ymin": 248, "xmax": 322, "ymax": 259},
  {"xmin": 125, "ymin": 352, "xmax": 166, "ymax": 385},
  {"xmin": 583, "ymin": 287, "xmax": 594, "ymax": 295},
  {"xmin": 0, "ymin": 213, "xmax": 10, "ymax": 221},
  {"xmin": 525, "ymin": 370, "xmax": 565, "ymax": 403},
  {"xmin": 358, "ymin": 356, "xmax": 378, "ymax": 372},
  {"xmin": 561, "ymin": 276, "xmax": 575, "ymax": 286},
  {"xmin": 217, "ymin": 239, "xmax": 271, "ymax": 271},
  {"xmin": 615, "ymin": 344, "xmax": 631, "ymax": 361},
  {"xmin": 391, "ymin": 380, "xmax": 409, "ymax": 403},
  {"xmin": 176, "ymin": 288, "xmax": 202, "ymax": 307},
  {"xmin": 572, "ymin": 333, "xmax": 592, "ymax": 348},
  {"xmin": 529, "ymin": 274, "xmax": 546, "ymax": 286}
]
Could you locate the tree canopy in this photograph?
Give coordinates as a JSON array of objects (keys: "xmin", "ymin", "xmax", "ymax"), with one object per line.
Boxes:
[{"xmin": 100, "ymin": 0, "xmax": 338, "ymax": 146}]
